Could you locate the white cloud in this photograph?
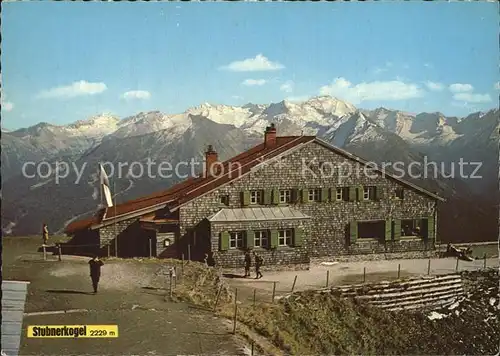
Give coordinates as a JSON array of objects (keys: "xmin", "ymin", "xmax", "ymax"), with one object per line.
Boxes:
[
  {"xmin": 319, "ymin": 77, "xmax": 424, "ymax": 104},
  {"xmin": 423, "ymin": 63, "xmax": 433, "ymax": 68},
  {"xmin": 220, "ymin": 54, "xmax": 284, "ymax": 72},
  {"xmin": 425, "ymin": 81, "xmax": 444, "ymax": 92},
  {"xmin": 452, "ymin": 92, "xmax": 491, "ymax": 103},
  {"xmin": 241, "ymin": 79, "xmax": 267, "ymax": 86},
  {"xmin": 494, "ymin": 82, "xmax": 500, "ymax": 90},
  {"xmin": 37, "ymin": 80, "xmax": 107, "ymax": 99},
  {"xmin": 449, "ymin": 83, "xmax": 474, "ymax": 93},
  {"xmin": 121, "ymin": 90, "xmax": 151, "ymax": 100},
  {"xmin": 2, "ymin": 101, "xmax": 14, "ymax": 112},
  {"xmin": 232, "ymin": 95, "xmax": 243, "ymax": 100},
  {"xmin": 280, "ymin": 80, "xmax": 294, "ymax": 93}
]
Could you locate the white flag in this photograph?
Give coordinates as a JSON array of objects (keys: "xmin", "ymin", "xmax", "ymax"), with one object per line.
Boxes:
[{"xmin": 99, "ymin": 164, "xmax": 113, "ymax": 208}]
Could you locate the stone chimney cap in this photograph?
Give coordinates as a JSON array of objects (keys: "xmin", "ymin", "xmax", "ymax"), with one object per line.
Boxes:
[
  {"xmin": 206, "ymin": 145, "xmax": 216, "ymax": 153},
  {"xmin": 266, "ymin": 123, "xmax": 276, "ymax": 131}
]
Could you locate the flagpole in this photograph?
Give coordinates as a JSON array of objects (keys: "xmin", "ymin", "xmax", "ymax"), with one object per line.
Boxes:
[
  {"xmin": 99, "ymin": 163, "xmax": 103, "ymax": 207},
  {"xmin": 114, "ymin": 178, "xmax": 118, "ymax": 257}
]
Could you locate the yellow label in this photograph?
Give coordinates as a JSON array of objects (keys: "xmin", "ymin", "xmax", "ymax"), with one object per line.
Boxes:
[{"xmin": 27, "ymin": 325, "xmax": 118, "ymax": 338}]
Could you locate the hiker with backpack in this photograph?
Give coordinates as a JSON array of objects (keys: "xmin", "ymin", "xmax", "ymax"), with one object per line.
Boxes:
[{"xmin": 253, "ymin": 251, "xmax": 263, "ymax": 279}]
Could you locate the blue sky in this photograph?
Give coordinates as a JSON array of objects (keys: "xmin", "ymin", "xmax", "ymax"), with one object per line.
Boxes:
[{"xmin": 2, "ymin": 2, "xmax": 498, "ymax": 129}]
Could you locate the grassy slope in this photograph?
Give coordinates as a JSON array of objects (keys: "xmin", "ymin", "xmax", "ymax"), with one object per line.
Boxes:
[{"xmin": 176, "ymin": 262, "xmax": 499, "ymax": 355}]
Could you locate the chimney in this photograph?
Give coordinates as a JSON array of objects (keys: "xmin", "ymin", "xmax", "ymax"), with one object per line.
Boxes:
[
  {"xmin": 205, "ymin": 145, "xmax": 218, "ymax": 177},
  {"xmin": 264, "ymin": 123, "xmax": 277, "ymax": 148}
]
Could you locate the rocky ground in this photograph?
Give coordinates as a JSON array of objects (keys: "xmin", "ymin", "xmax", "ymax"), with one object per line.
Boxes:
[
  {"xmin": 3, "ymin": 237, "xmax": 249, "ymax": 356},
  {"xmin": 5, "ymin": 236, "xmax": 499, "ymax": 355}
]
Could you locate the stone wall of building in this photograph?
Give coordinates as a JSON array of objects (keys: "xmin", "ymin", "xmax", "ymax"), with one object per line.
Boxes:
[
  {"xmin": 179, "ymin": 140, "xmax": 438, "ymax": 268},
  {"xmin": 210, "ymin": 220, "xmax": 310, "ymax": 268}
]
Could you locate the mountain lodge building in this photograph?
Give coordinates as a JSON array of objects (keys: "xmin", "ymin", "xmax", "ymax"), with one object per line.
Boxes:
[{"xmin": 64, "ymin": 123, "xmax": 444, "ymax": 268}]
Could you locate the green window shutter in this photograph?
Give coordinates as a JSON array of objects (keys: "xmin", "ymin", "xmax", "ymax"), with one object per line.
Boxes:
[
  {"xmin": 220, "ymin": 231, "xmax": 230, "ymax": 251},
  {"xmin": 348, "ymin": 186, "xmax": 357, "ymax": 202},
  {"xmin": 349, "ymin": 221, "xmax": 358, "ymax": 244},
  {"xmin": 427, "ymin": 215, "xmax": 435, "ymax": 241},
  {"xmin": 321, "ymin": 188, "xmax": 329, "ymax": 202},
  {"xmin": 293, "ymin": 228, "xmax": 303, "ymax": 247},
  {"xmin": 246, "ymin": 230, "xmax": 254, "ymax": 249},
  {"xmin": 263, "ymin": 189, "xmax": 271, "ymax": 205},
  {"xmin": 241, "ymin": 191, "xmax": 250, "ymax": 206},
  {"xmin": 301, "ymin": 189, "xmax": 309, "ymax": 203},
  {"xmin": 329, "ymin": 187, "xmax": 336, "ymax": 202},
  {"xmin": 272, "ymin": 188, "xmax": 280, "ymax": 205},
  {"xmin": 270, "ymin": 229, "xmax": 278, "ymax": 248},
  {"xmin": 375, "ymin": 186, "xmax": 383, "ymax": 201},
  {"xmin": 291, "ymin": 189, "xmax": 299, "ymax": 203},
  {"xmin": 393, "ymin": 219, "xmax": 401, "ymax": 240},
  {"xmin": 385, "ymin": 219, "xmax": 392, "ymax": 241},
  {"xmin": 357, "ymin": 186, "xmax": 364, "ymax": 201}
]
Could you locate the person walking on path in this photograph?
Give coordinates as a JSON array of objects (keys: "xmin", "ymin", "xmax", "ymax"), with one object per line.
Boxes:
[
  {"xmin": 253, "ymin": 251, "xmax": 263, "ymax": 279},
  {"xmin": 42, "ymin": 223, "xmax": 49, "ymax": 245},
  {"xmin": 88, "ymin": 255, "xmax": 104, "ymax": 293},
  {"xmin": 244, "ymin": 250, "xmax": 252, "ymax": 277}
]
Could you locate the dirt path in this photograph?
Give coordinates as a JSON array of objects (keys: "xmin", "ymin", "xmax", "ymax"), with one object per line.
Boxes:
[
  {"xmin": 4, "ymin": 238, "xmax": 250, "ymax": 356},
  {"xmin": 224, "ymin": 257, "xmax": 499, "ymax": 304}
]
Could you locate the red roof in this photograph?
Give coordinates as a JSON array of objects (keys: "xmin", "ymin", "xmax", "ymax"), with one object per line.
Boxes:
[
  {"xmin": 64, "ymin": 216, "xmax": 99, "ymax": 234},
  {"xmin": 64, "ymin": 136, "xmax": 315, "ymax": 234},
  {"xmin": 64, "ymin": 133, "xmax": 445, "ymax": 235}
]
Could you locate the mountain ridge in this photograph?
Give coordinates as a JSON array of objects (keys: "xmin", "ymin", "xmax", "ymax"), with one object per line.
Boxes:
[{"xmin": 1, "ymin": 96, "xmax": 498, "ymax": 242}]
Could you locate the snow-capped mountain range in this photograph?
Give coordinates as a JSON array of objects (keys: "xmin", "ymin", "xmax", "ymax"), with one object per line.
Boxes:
[
  {"xmin": 2, "ymin": 95, "xmax": 498, "ymax": 241},
  {"xmin": 5, "ymin": 95, "xmax": 494, "ymax": 149}
]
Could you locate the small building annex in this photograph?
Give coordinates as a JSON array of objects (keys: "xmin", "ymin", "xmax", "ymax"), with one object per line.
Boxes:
[{"xmin": 64, "ymin": 124, "xmax": 444, "ymax": 268}]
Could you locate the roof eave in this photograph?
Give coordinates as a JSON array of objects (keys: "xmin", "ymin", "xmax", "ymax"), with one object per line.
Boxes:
[
  {"xmin": 313, "ymin": 137, "xmax": 446, "ymax": 202},
  {"xmin": 169, "ymin": 139, "xmax": 313, "ymax": 212}
]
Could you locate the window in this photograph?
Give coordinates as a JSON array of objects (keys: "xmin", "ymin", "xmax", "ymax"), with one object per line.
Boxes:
[
  {"xmin": 229, "ymin": 231, "xmax": 244, "ymax": 249},
  {"xmin": 358, "ymin": 221, "xmax": 385, "ymax": 239},
  {"xmin": 278, "ymin": 229, "xmax": 293, "ymax": 246},
  {"xmin": 279, "ymin": 189, "xmax": 291, "ymax": 203},
  {"xmin": 308, "ymin": 189, "xmax": 321, "ymax": 202},
  {"xmin": 250, "ymin": 190, "xmax": 262, "ymax": 205},
  {"xmin": 395, "ymin": 188, "xmax": 404, "ymax": 200},
  {"xmin": 254, "ymin": 230, "xmax": 269, "ymax": 248},
  {"xmin": 363, "ymin": 186, "xmax": 376, "ymax": 201},
  {"xmin": 401, "ymin": 219, "xmax": 423, "ymax": 237},
  {"xmin": 220, "ymin": 195, "xmax": 229, "ymax": 206},
  {"xmin": 336, "ymin": 187, "xmax": 349, "ymax": 201}
]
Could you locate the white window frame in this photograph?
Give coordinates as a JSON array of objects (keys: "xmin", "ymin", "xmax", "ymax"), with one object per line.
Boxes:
[
  {"xmin": 308, "ymin": 189, "xmax": 320, "ymax": 202},
  {"xmin": 336, "ymin": 187, "xmax": 344, "ymax": 201},
  {"xmin": 250, "ymin": 190, "xmax": 261, "ymax": 205},
  {"xmin": 279, "ymin": 189, "xmax": 291, "ymax": 203},
  {"xmin": 254, "ymin": 230, "xmax": 269, "ymax": 248},
  {"xmin": 229, "ymin": 231, "xmax": 244, "ymax": 249},
  {"xmin": 363, "ymin": 186, "xmax": 375, "ymax": 201},
  {"xmin": 278, "ymin": 229, "xmax": 293, "ymax": 246}
]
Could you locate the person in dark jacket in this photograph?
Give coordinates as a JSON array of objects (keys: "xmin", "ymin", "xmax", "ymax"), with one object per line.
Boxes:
[
  {"xmin": 88, "ymin": 255, "xmax": 104, "ymax": 293},
  {"xmin": 253, "ymin": 251, "xmax": 263, "ymax": 279},
  {"xmin": 244, "ymin": 251, "xmax": 252, "ymax": 277}
]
